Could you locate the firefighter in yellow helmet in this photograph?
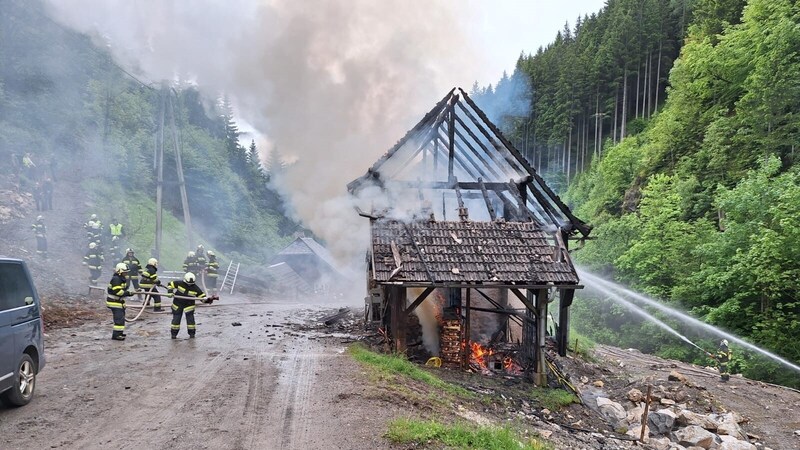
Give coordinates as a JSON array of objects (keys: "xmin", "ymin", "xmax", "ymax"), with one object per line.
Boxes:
[
  {"xmin": 31, "ymin": 215, "xmax": 47, "ymax": 257},
  {"xmin": 205, "ymin": 250, "xmax": 220, "ymax": 296},
  {"xmin": 182, "ymin": 251, "xmax": 199, "ymax": 274},
  {"xmin": 106, "ymin": 263, "xmax": 133, "ymax": 341},
  {"xmin": 167, "ymin": 272, "xmax": 217, "ymax": 339},
  {"xmin": 84, "ymin": 242, "xmax": 104, "ymax": 288},
  {"xmin": 139, "ymin": 257, "xmax": 163, "ymax": 312},
  {"xmin": 717, "ymin": 339, "xmax": 731, "ymax": 382}
]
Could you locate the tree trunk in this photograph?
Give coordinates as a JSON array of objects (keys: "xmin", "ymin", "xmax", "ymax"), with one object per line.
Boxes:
[
  {"xmin": 643, "ymin": 50, "xmax": 651, "ymax": 118},
  {"xmin": 566, "ymin": 126, "xmax": 572, "ymax": 184},
  {"xmin": 594, "ymin": 90, "xmax": 600, "ymax": 158},
  {"xmin": 613, "ymin": 84, "xmax": 619, "ymax": 144},
  {"xmin": 635, "ymin": 60, "xmax": 641, "ymax": 119},
  {"xmin": 654, "ymin": 39, "xmax": 663, "ymax": 116},
  {"xmin": 621, "ymin": 67, "xmax": 628, "ymax": 139}
]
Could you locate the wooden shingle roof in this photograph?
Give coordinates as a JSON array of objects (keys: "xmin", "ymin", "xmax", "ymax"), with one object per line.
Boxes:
[{"xmin": 371, "ymin": 219, "xmax": 578, "ymax": 286}]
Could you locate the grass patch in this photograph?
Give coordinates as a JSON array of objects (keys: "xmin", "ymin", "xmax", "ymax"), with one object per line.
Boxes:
[
  {"xmin": 386, "ymin": 418, "xmax": 548, "ymax": 450},
  {"xmin": 568, "ymin": 328, "xmax": 596, "ymax": 360},
  {"xmin": 348, "ymin": 344, "xmax": 473, "ymax": 398},
  {"xmin": 529, "ymin": 387, "xmax": 579, "ymax": 411}
]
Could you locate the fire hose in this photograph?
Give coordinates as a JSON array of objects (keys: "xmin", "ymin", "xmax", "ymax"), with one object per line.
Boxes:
[{"xmin": 88, "ymin": 286, "xmax": 219, "ymax": 323}]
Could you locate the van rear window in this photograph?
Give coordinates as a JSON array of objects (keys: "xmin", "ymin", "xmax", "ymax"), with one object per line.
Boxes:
[{"xmin": 0, "ymin": 263, "xmax": 35, "ymax": 311}]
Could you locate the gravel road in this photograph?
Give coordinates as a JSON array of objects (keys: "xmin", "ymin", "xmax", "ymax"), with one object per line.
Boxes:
[{"xmin": 0, "ymin": 296, "xmax": 397, "ymax": 450}]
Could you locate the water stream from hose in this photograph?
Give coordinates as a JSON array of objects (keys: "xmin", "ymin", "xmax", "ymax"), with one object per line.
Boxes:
[{"xmin": 577, "ymin": 267, "xmax": 800, "ymax": 374}]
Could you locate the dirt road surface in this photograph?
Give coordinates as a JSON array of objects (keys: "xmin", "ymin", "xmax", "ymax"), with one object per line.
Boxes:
[{"xmin": 0, "ymin": 295, "xmax": 400, "ymax": 450}]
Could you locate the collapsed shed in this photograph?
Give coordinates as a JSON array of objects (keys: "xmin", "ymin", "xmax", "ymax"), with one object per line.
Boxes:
[
  {"xmin": 348, "ymin": 88, "xmax": 591, "ymax": 384},
  {"xmin": 267, "ymin": 236, "xmax": 346, "ymax": 297}
]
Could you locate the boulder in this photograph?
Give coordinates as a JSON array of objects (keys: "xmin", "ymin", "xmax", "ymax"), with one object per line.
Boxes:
[
  {"xmin": 626, "ymin": 423, "xmax": 650, "ymax": 439},
  {"xmin": 715, "ymin": 413, "xmax": 747, "ymax": 440},
  {"xmin": 648, "ymin": 409, "xmax": 678, "ymax": 435},
  {"xmin": 718, "ymin": 435, "xmax": 757, "ymax": 450},
  {"xmin": 660, "ymin": 398, "xmax": 677, "ymax": 406},
  {"xmin": 674, "ymin": 425, "xmax": 718, "ymax": 449},
  {"xmin": 669, "ymin": 370, "xmax": 688, "ymax": 383},
  {"xmin": 674, "ymin": 390, "xmax": 689, "ymax": 403},
  {"xmin": 596, "ymin": 397, "xmax": 627, "ymax": 425},
  {"xmin": 647, "ymin": 436, "xmax": 672, "ymax": 450},
  {"xmin": 628, "ymin": 388, "xmax": 644, "ymax": 403},
  {"xmin": 677, "ymin": 410, "xmax": 718, "ymax": 431},
  {"xmin": 626, "ymin": 404, "xmax": 645, "ymax": 425},
  {"xmin": 593, "ymin": 380, "xmax": 605, "ymax": 388}
]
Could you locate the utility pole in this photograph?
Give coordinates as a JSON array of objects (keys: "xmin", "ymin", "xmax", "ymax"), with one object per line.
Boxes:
[
  {"xmin": 154, "ymin": 86, "xmax": 166, "ymax": 259},
  {"xmin": 154, "ymin": 82, "xmax": 194, "ymax": 259},
  {"xmin": 167, "ymin": 91, "xmax": 193, "ymax": 250}
]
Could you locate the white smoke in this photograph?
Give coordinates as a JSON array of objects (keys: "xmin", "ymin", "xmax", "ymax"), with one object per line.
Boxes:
[{"xmin": 42, "ymin": 0, "xmax": 481, "ymax": 264}]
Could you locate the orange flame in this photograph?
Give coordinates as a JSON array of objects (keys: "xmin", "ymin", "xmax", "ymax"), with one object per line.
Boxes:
[{"xmin": 469, "ymin": 341, "xmax": 495, "ymax": 369}]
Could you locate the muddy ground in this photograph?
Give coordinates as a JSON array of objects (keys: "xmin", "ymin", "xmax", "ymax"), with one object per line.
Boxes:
[{"xmin": 0, "ymin": 295, "xmax": 401, "ymax": 450}]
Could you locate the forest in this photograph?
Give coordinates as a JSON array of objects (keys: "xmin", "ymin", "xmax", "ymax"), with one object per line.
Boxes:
[{"xmin": 476, "ymin": 0, "xmax": 799, "ymax": 386}]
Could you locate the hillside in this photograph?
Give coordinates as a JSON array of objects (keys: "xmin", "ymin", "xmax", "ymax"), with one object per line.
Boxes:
[
  {"xmin": 0, "ymin": 0, "xmax": 298, "ymax": 281},
  {"xmin": 474, "ymin": 0, "xmax": 800, "ymax": 388}
]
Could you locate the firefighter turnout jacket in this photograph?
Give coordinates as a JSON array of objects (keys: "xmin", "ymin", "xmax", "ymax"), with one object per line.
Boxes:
[
  {"xmin": 206, "ymin": 255, "xmax": 219, "ymax": 278},
  {"xmin": 167, "ymin": 280, "xmax": 207, "ymax": 302},
  {"xmin": 139, "ymin": 264, "xmax": 160, "ymax": 289},
  {"xmin": 123, "ymin": 255, "xmax": 141, "ymax": 279},
  {"xmin": 106, "ymin": 273, "xmax": 129, "ymax": 308},
  {"xmin": 84, "ymin": 249, "xmax": 104, "ymax": 269}
]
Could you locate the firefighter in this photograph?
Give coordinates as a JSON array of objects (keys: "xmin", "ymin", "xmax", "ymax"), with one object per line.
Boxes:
[
  {"xmin": 167, "ymin": 272, "xmax": 216, "ymax": 339},
  {"xmin": 84, "ymin": 242, "xmax": 104, "ymax": 287},
  {"xmin": 109, "ymin": 219, "xmax": 124, "ymax": 260},
  {"xmin": 139, "ymin": 257, "xmax": 163, "ymax": 312},
  {"xmin": 182, "ymin": 251, "xmax": 199, "ymax": 274},
  {"xmin": 206, "ymin": 250, "xmax": 220, "ymax": 296},
  {"xmin": 717, "ymin": 339, "xmax": 731, "ymax": 382},
  {"xmin": 195, "ymin": 245, "xmax": 207, "ymax": 285},
  {"xmin": 107, "ymin": 263, "xmax": 132, "ymax": 341},
  {"xmin": 31, "ymin": 215, "xmax": 47, "ymax": 257},
  {"xmin": 122, "ymin": 248, "xmax": 141, "ymax": 295},
  {"xmin": 84, "ymin": 213, "xmax": 98, "ymax": 232}
]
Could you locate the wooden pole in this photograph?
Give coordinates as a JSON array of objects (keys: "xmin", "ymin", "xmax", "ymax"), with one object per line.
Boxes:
[
  {"xmin": 154, "ymin": 86, "xmax": 166, "ymax": 259},
  {"xmin": 535, "ymin": 288, "xmax": 548, "ymax": 386},
  {"xmin": 640, "ymin": 385, "xmax": 652, "ymax": 442},
  {"xmin": 463, "ymin": 288, "xmax": 471, "ymax": 369},
  {"xmin": 167, "ymin": 92, "xmax": 194, "ymax": 250}
]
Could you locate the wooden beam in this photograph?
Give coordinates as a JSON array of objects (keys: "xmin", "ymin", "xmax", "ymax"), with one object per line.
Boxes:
[
  {"xmin": 447, "ymin": 97, "xmax": 457, "ymax": 182},
  {"xmin": 557, "ymin": 288, "xmax": 575, "ymax": 357},
  {"xmin": 405, "ymin": 287, "xmax": 434, "ymax": 315},
  {"xmin": 478, "ymin": 178, "xmax": 497, "ymax": 221},
  {"xmin": 510, "ymin": 288, "xmax": 536, "ymax": 312},
  {"xmin": 534, "ymin": 288, "xmax": 548, "ymax": 386},
  {"xmin": 458, "ymin": 89, "xmax": 592, "ymax": 237},
  {"xmin": 474, "ymin": 288, "xmax": 522, "ymax": 326},
  {"xmin": 463, "ymin": 288, "xmax": 471, "ymax": 368},
  {"xmin": 384, "ymin": 282, "xmax": 583, "ymax": 289}
]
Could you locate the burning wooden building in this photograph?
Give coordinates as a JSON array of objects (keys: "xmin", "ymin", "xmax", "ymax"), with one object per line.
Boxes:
[{"xmin": 347, "ymin": 88, "xmax": 591, "ymax": 385}]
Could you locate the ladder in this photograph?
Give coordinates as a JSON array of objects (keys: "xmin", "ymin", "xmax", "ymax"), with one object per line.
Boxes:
[{"xmin": 220, "ymin": 261, "xmax": 240, "ymax": 294}]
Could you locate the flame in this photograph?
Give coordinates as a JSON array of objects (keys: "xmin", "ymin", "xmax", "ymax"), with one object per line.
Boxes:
[{"xmin": 469, "ymin": 341, "xmax": 495, "ymax": 369}]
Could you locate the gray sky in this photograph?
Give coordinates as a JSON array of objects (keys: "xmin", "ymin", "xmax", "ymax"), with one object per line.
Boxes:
[{"xmin": 465, "ymin": 0, "xmax": 607, "ymax": 86}]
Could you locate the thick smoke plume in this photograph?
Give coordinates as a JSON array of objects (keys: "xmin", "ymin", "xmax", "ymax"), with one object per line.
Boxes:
[{"xmin": 43, "ymin": 0, "xmax": 479, "ymax": 265}]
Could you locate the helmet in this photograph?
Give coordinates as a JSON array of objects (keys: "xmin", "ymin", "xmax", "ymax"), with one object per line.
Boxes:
[
  {"xmin": 89, "ymin": 242, "xmax": 97, "ymax": 249},
  {"xmin": 115, "ymin": 263, "xmax": 129, "ymax": 274},
  {"xmin": 721, "ymin": 339, "xmax": 729, "ymax": 347},
  {"xmin": 90, "ymin": 214, "xmax": 97, "ymax": 220},
  {"xmin": 37, "ymin": 215, "xmax": 43, "ymax": 221},
  {"xmin": 188, "ymin": 251, "xmax": 195, "ymax": 257},
  {"xmin": 183, "ymin": 272, "xmax": 196, "ymax": 283},
  {"xmin": 197, "ymin": 244, "xmax": 204, "ymax": 250},
  {"xmin": 126, "ymin": 248, "xmax": 133, "ymax": 254},
  {"xmin": 148, "ymin": 258, "xmax": 158, "ymax": 266},
  {"xmin": 207, "ymin": 250, "xmax": 215, "ymax": 256}
]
